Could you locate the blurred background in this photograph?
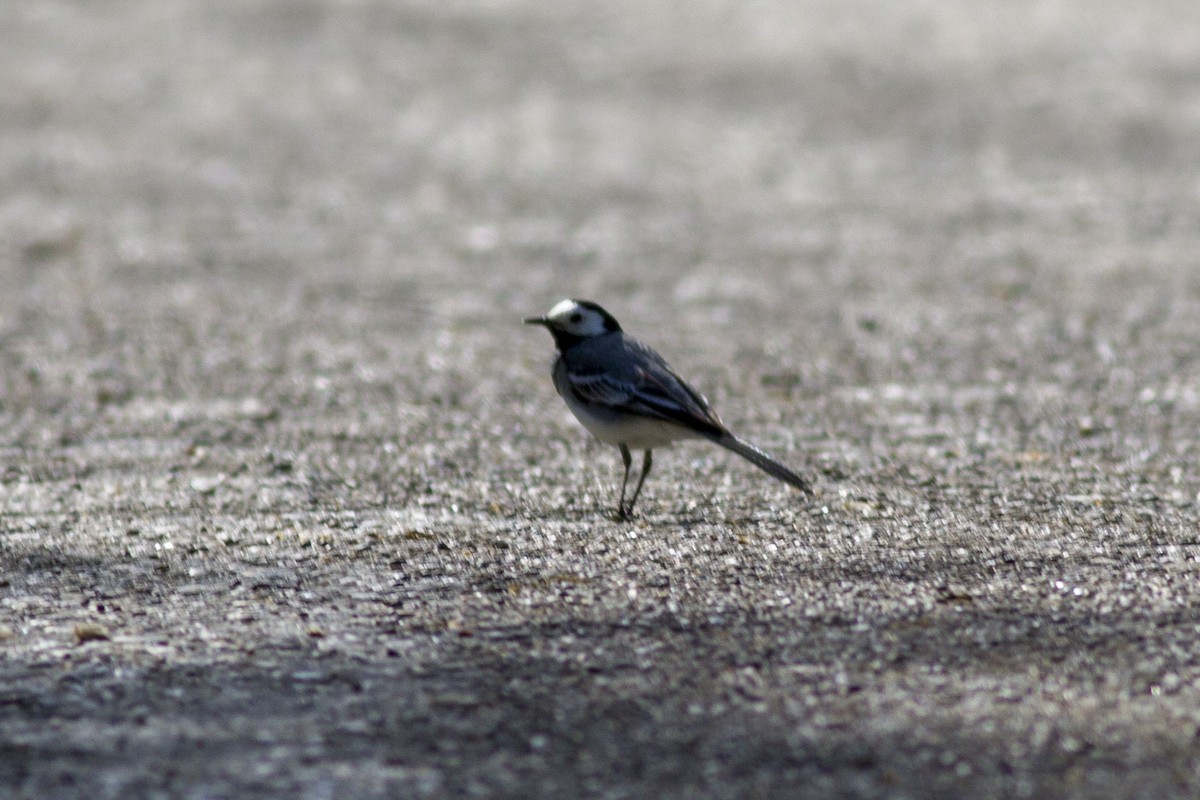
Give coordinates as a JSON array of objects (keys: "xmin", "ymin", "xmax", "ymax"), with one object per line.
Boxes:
[
  {"xmin": 4, "ymin": 0, "xmax": 1200, "ymax": 495},
  {"xmin": 5, "ymin": 0, "xmax": 1198, "ymax": 365}
]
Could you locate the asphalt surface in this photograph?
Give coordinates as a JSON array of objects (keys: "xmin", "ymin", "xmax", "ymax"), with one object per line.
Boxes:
[{"xmin": 3, "ymin": 1, "xmax": 1200, "ymax": 798}]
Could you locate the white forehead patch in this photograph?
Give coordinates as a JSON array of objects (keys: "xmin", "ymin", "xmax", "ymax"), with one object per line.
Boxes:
[
  {"xmin": 543, "ymin": 298, "xmax": 610, "ymax": 337},
  {"xmin": 547, "ymin": 298, "xmax": 581, "ymax": 319}
]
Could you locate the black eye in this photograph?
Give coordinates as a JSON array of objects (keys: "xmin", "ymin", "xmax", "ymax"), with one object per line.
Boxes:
[{"xmin": 569, "ymin": 313, "xmax": 583, "ymax": 323}]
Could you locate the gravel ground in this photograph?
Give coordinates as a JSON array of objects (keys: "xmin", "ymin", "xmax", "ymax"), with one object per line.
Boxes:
[{"xmin": 3, "ymin": 1, "xmax": 1200, "ymax": 798}]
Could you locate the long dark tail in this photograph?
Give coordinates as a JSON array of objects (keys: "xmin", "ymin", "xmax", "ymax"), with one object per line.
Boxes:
[{"xmin": 708, "ymin": 433, "xmax": 812, "ymax": 495}]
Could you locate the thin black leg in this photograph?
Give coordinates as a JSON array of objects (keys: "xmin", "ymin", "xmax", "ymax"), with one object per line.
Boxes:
[
  {"xmin": 626, "ymin": 450, "xmax": 653, "ymax": 514},
  {"xmin": 617, "ymin": 444, "xmax": 633, "ymax": 518}
]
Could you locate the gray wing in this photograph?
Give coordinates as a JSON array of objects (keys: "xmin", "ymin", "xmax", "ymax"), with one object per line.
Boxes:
[{"xmin": 563, "ymin": 335, "xmax": 727, "ymax": 437}]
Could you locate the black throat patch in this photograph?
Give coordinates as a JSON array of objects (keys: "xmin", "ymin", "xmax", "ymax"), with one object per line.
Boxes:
[{"xmin": 550, "ymin": 328, "xmax": 588, "ymax": 351}]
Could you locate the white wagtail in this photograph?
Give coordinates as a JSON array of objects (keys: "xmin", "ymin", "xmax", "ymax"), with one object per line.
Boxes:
[{"xmin": 525, "ymin": 299, "xmax": 812, "ymax": 517}]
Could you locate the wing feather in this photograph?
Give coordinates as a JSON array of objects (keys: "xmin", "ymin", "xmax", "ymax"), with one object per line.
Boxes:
[
  {"xmin": 566, "ymin": 371, "xmax": 635, "ymax": 407},
  {"xmin": 564, "ymin": 349, "xmax": 726, "ymax": 437}
]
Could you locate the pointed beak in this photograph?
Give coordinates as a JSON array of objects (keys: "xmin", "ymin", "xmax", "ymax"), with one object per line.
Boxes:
[{"xmin": 524, "ymin": 316, "xmax": 549, "ymax": 327}]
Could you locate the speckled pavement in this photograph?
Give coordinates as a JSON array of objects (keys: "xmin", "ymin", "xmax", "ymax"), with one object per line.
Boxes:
[{"xmin": 3, "ymin": 1, "xmax": 1200, "ymax": 797}]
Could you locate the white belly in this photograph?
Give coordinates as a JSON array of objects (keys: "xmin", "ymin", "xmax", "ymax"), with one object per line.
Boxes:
[{"xmin": 553, "ymin": 361, "xmax": 701, "ymax": 449}]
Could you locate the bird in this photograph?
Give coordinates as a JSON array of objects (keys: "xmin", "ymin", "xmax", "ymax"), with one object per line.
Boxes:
[{"xmin": 525, "ymin": 298, "xmax": 812, "ymax": 517}]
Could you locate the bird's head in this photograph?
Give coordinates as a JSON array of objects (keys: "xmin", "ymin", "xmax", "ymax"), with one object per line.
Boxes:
[{"xmin": 525, "ymin": 299, "xmax": 622, "ymax": 348}]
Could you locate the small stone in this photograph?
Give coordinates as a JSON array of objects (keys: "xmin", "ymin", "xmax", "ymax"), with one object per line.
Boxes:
[
  {"xmin": 74, "ymin": 623, "xmax": 111, "ymax": 643},
  {"xmin": 190, "ymin": 475, "xmax": 226, "ymax": 495}
]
